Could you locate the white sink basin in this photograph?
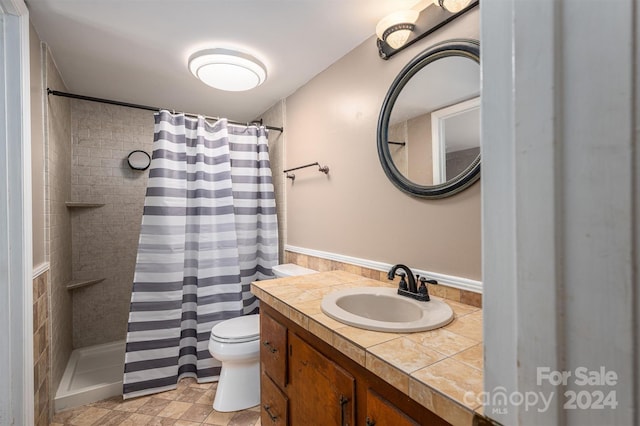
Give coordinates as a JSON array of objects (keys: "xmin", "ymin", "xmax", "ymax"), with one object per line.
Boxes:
[{"xmin": 321, "ymin": 287, "xmax": 454, "ymax": 333}]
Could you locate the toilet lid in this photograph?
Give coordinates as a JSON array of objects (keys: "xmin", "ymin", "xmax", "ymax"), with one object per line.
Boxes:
[{"xmin": 210, "ymin": 314, "xmax": 260, "ymax": 342}]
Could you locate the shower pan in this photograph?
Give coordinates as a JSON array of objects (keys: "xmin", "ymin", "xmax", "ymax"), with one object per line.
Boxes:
[{"xmin": 54, "ymin": 340, "xmax": 125, "ymax": 411}]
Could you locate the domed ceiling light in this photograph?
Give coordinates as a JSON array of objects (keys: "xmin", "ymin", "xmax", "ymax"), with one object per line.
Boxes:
[
  {"xmin": 375, "ymin": 10, "xmax": 420, "ymax": 50},
  {"xmin": 436, "ymin": 0, "xmax": 472, "ymax": 13},
  {"xmin": 376, "ymin": 0, "xmax": 478, "ymax": 59},
  {"xmin": 188, "ymin": 48, "xmax": 267, "ymax": 92}
]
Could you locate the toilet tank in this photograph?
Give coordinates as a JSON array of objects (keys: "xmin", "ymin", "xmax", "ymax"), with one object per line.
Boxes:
[{"xmin": 272, "ymin": 263, "xmax": 317, "ymax": 278}]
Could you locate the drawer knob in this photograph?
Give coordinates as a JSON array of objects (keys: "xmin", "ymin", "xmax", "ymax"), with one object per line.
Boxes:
[
  {"xmin": 262, "ymin": 341, "xmax": 278, "ymax": 353},
  {"xmin": 366, "ymin": 417, "xmax": 376, "ymax": 426}
]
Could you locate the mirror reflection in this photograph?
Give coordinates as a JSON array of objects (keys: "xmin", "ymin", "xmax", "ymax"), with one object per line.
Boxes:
[{"xmin": 387, "ymin": 55, "xmax": 480, "ymax": 187}]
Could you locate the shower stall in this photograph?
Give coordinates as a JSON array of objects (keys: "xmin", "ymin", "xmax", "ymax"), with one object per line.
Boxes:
[
  {"xmin": 51, "ymin": 99, "xmax": 156, "ymax": 411},
  {"xmin": 45, "ymin": 91, "xmax": 286, "ymax": 411}
]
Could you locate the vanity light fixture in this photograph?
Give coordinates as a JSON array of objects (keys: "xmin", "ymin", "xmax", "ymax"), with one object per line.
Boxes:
[
  {"xmin": 435, "ymin": 0, "xmax": 472, "ymax": 13},
  {"xmin": 188, "ymin": 48, "xmax": 267, "ymax": 92},
  {"xmin": 376, "ymin": 0, "xmax": 479, "ymax": 59},
  {"xmin": 375, "ymin": 10, "xmax": 420, "ymax": 50}
]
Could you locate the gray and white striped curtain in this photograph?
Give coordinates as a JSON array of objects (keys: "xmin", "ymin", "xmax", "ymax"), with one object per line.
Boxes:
[{"xmin": 123, "ymin": 111, "xmax": 278, "ymax": 399}]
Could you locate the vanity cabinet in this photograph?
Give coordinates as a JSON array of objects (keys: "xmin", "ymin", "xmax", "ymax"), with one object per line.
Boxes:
[
  {"xmin": 365, "ymin": 389, "xmax": 419, "ymax": 426},
  {"xmin": 259, "ymin": 305, "xmax": 451, "ymax": 426},
  {"xmin": 288, "ymin": 333, "xmax": 355, "ymax": 425}
]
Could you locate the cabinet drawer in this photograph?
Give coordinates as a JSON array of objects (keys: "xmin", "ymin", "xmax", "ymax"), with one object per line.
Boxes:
[
  {"xmin": 261, "ymin": 372, "xmax": 288, "ymax": 426},
  {"xmin": 260, "ymin": 311, "xmax": 287, "ymax": 387}
]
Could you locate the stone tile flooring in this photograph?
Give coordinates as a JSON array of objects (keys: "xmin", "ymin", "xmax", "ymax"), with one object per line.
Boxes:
[{"xmin": 51, "ymin": 378, "xmax": 261, "ymax": 426}]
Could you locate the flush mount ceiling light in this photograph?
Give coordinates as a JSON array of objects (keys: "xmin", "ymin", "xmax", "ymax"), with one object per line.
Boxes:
[
  {"xmin": 188, "ymin": 48, "xmax": 267, "ymax": 92},
  {"xmin": 375, "ymin": 10, "xmax": 420, "ymax": 50}
]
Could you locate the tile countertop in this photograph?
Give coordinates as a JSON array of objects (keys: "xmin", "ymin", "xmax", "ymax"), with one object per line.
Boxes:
[{"xmin": 251, "ymin": 270, "xmax": 484, "ymax": 426}]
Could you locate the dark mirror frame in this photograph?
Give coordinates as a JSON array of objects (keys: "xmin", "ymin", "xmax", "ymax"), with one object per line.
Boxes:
[{"xmin": 377, "ymin": 39, "xmax": 480, "ymax": 199}]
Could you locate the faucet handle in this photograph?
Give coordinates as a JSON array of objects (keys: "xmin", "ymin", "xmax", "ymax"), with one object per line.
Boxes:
[
  {"xmin": 419, "ymin": 277, "xmax": 438, "ymax": 285},
  {"xmin": 418, "ymin": 277, "xmax": 431, "ymax": 301},
  {"xmin": 396, "ymin": 272, "xmax": 408, "ymax": 291}
]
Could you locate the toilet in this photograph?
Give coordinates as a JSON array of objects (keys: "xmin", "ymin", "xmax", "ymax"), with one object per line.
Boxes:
[{"xmin": 208, "ymin": 263, "xmax": 317, "ymax": 412}]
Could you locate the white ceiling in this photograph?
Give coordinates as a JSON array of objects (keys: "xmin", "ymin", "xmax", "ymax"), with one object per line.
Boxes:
[{"xmin": 27, "ymin": 0, "xmax": 420, "ymax": 122}]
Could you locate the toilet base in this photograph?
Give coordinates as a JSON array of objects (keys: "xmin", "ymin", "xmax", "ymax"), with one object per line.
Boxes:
[{"xmin": 212, "ymin": 359, "xmax": 260, "ymax": 412}]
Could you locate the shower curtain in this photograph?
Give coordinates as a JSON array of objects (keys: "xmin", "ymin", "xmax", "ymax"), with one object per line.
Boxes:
[{"xmin": 123, "ymin": 111, "xmax": 278, "ymax": 399}]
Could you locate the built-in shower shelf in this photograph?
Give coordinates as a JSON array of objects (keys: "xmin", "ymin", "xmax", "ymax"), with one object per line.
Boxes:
[
  {"xmin": 66, "ymin": 278, "xmax": 106, "ymax": 291},
  {"xmin": 65, "ymin": 202, "xmax": 105, "ymax": 208}
]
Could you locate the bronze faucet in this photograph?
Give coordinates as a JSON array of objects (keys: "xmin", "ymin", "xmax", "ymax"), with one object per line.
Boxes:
[
  {"xmin": 387, "ymin": 264, "xmax": 417, "ymax": 293},
  {"xmin": 387, "ymin": 264, "xmax": 436, "ymax": 302}
]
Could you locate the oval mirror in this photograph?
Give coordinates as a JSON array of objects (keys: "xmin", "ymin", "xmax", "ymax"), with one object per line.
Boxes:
[{"xmin": 377, "ymin": 39, "xmax": 480, "ymax": 198}]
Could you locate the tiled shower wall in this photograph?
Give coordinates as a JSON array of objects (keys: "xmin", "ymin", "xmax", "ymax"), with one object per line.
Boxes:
[
  {"xmin": 45, "ymin": 45, "xmax": 74, "ymax": 399},
  {"xmin": 70, "ymin": 101, "xmax": 154, "ymax": 348}
]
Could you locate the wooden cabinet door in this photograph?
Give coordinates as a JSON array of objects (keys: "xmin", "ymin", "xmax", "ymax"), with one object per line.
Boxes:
[
  {"xmin": 261, "ymin": 371, "xmax": 288, "ymax": 426},
  {"xmin": 288, "ymin": 333, "xmax": 356, "ymax": 426},
  {"xmin": 366, "ymin": 388, "xmax": 420, "ymax": 426},
  {"xmin": 261, "ymin": 311, "xmax": 288, "ymax": 388}
]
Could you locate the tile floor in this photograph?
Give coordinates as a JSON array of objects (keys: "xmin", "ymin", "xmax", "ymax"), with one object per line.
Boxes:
[{"xmin": 51, "ymin": 378, "xmax": 261, "ymax": 426}]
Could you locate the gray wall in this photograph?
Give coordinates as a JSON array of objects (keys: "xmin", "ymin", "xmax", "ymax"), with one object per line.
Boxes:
[{"xmin": 30, "ymin": 23, "xmax": 46, "ymax": 268}]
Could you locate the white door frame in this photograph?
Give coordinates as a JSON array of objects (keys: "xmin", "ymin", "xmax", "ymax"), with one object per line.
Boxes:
[
  {"xmin": 481, "ymin": 0, "xmax": 638, "ymax": 424},
  {"xmin": 430, "ymin": 96, "xmax": 480, "ymax": 184},
  {"xmin": 0, "ymin": 0, "xmax": 33, "ymax": 425}
]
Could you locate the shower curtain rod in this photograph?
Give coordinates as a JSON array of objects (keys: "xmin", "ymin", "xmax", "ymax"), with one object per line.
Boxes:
[{"xmin": 46, "ymin": 89, "xmax": 284, "ymax": 132}]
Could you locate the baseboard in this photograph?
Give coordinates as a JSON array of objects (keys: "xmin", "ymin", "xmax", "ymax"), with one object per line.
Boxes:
[{"xmin": 285, "ymin": 245, "xmax": 482, "ymax": 294}]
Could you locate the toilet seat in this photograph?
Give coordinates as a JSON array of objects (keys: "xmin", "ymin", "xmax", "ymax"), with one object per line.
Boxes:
[{"xmin": 210, "ymin": 314, "xmax": 260, "ymax": 344}]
